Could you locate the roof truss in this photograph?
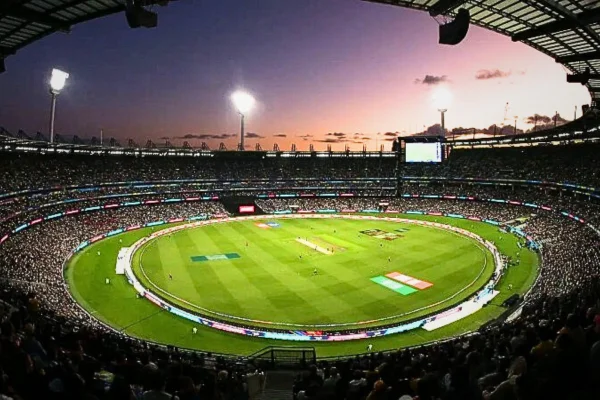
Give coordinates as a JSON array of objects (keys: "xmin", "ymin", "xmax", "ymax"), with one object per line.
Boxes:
[
  {"xmin": 512, "ymin": 8, "xmax": 600, "ymax": 42},
  {"xmin": 0, "ymin": 1, "xmax": 176, "ymax": 65},
  {"xmin": 429, "ymin": 0, "xmax": 469, "ymax": 17},
  {"xmin": 1, "ymin": 2, "xmax": 71, "ymax": 31}
]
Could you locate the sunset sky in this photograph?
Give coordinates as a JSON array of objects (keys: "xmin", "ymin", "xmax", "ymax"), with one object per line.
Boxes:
[{"xmin": 0, "ymin": 0, "xmax": 591, "ymax": 150}]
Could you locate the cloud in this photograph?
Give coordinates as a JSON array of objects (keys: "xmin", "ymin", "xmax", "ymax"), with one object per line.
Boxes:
[
  {"xmin": 524, "ymin": 113, "xmax": 567, "ymax": 127},
  {"xmin": 384, "ymin": 137, "xmax": 397, "ymax": 141},
  {"xmin": 174, "ymin": 134, "xmax": 235, "ymax": 140},
  {"xmin": 525, "ymin": 114, "xmax": 551, "ymax": 125},
  {"xmin": 245, "ymin": 132, "xmax": 264, "ymax": 138},
  {"xmin": 383, "ymin": 132, "xmax": 398, "ymax": 137},
  {"xmin": 315, "ymin": 138, "xmax": 343, "ymax": 143},
  {"xmin": 174, "ymin": 134, "xmax": 204, "ymax": 139},
  {"xmin": 326, "ymin": 132, "xmax": 346, "ymax": 137},
  {"xmin": 414, "ymin": 75, "xmax": 448, "ymax": 85},
  {"xmin": 475, "ymin": 69, "xmax": 511, "ymax": 80},
  {"xmin": 412, "ymin": 124, "xmax": 444, "ymax": 136},
  {"xmin": 273, "ymin": 134, "xmax": 287, "ymax": 137},
  {"xmin": 159, "ymin": 136, "xmax": 170, "ymax": 140}
]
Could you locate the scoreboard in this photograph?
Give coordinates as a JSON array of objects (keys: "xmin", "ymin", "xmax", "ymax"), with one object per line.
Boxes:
[
  {"xmin": 399, "ymin": 136, "xmax": 445, "ymax": 163},
  {"xmin": 239, "ymin": 205, "xmax": 255, "ymax": 213}
]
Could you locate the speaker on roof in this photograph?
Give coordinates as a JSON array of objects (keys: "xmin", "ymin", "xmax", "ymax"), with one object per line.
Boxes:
[
  {"xmin": 126, "ymin": 0, "xmax": 158, "ymax": 29},
  {"xmin": 439, "ymin": 9, "xmax": 470, "ymax": 46},
  {"xmin": 566, "ymin": 67, "xmax": 590, "ymax": 85}
]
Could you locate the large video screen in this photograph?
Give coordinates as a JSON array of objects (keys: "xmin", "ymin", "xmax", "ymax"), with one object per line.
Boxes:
[{"xmin": 405, "ymin": 142, "xmax": 442, "ymax": 163}]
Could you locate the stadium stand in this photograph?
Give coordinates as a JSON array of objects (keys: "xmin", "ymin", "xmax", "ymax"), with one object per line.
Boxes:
[{"xmin": 0, "ymin": 144, "xmax": 599, "ymax": 399}]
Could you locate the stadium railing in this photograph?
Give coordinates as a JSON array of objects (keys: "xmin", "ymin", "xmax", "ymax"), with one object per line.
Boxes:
[{"xmin": 247, "ymin": 346, "xmax": 316, "ymax": 369}]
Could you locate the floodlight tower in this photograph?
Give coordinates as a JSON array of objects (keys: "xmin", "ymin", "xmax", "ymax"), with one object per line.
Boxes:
[
  {"xmin": 438, "ymin": 109, "xmax": 447, "ymax": 135},
  {"xmin": 432, "ymin": 87, "xmax": 452, "ymax": 137},
  {"xmin": 231, "ymin": 91, "xmax": 256, "ymax": 151},
  {"xmin": 48, "ymin": 68, "xmax": 69, "ymax": 144}
]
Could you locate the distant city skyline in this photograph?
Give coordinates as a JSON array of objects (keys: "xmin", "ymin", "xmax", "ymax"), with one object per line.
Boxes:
[{"xmin": 0, "ymin": 0, "xmax": 591, "ymax": 150}]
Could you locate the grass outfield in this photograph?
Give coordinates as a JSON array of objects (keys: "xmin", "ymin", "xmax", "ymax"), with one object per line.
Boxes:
[
  {"xmin": 133, "ymin": 218, "xmax": 493, "ymax": 330},
  {"xmin": 66, "ymin": 214, "xmax": 539, "ymax": 358}
]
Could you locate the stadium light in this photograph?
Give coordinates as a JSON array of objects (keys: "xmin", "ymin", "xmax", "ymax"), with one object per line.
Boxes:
[
  {"xmin": 432, "ymin": 87, "xmax": 452, "ymax": 137},
  {"xmin": 432, "ymin": 87, "xmax": 452, "ymax": 110},
  {"xmin": 49, "ymin": 68, "xmax": 69, "ymax": 144},
  {"xmin": 231, "ymin": 91, "xmax": 256, "ymax": 151}
]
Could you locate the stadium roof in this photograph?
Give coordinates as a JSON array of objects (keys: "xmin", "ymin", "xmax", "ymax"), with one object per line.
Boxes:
[
  {"xmin": 2, "ymin": 0, "xmax": 600, "ymax": 105},
  {"xmin": 0, "ymin": 1, "xmax": 172, "ymax": 65}
]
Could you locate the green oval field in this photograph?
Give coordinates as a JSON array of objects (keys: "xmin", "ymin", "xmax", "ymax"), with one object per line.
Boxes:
[
  {"xmin": 132, "ymin": 217, "xmax": 493, "ymax": 330},
  {"xmin": 65, "ymin": 215, "xmax": 539, "ymax": 357}
]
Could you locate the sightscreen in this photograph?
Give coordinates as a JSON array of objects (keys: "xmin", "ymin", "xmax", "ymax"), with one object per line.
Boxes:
[{"xmin": 405, "ymin": 142, "xmax": 442, "ymax": 163}]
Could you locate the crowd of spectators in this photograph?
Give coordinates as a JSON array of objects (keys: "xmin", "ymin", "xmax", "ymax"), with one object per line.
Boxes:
[
  {"xmin": 256, "ymin": 198, "xmax": 383, "ymax": 213},
  {"xmin": 0, "ymin": 153, "xmax": 397, "ymax": 193},
  {"xmin": 0, "ymin": 195, "xmax": 228, "ymax": 233},
  {"xmin": 1, "ymin": 143, "xmax": 600, "ymax": 192},
  {"xmin": 0, "ymin": 282, "xmax": 265, "ymax": 400}
]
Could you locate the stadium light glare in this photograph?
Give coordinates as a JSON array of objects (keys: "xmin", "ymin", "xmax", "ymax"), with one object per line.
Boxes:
[
  {"xmin": 231, "ymin": 91, "xmax": 255, "ymax": 114},
  {"xmin": 50, "ymin": 68, "xmax": 69, "ymax": 93},
  {"xmin": 231, "ymin": 91, "xmax": 256, "ymax": 151},
  {"xmin": 432, "ymin": 87, "xmax": 452, "ymax": 110},
  {"xmin": 49, "ymin": 68, "xmax": 70, "ymax": 145}
]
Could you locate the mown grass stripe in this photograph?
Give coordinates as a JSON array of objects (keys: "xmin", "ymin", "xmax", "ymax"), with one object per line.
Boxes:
[
  {"xmin": 176, "ymin": 228, "xmax": 248, "ymax": 316},
  {"xmin": 230, "ymin": 222, "xmax": 341, "ymax": 324}
]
